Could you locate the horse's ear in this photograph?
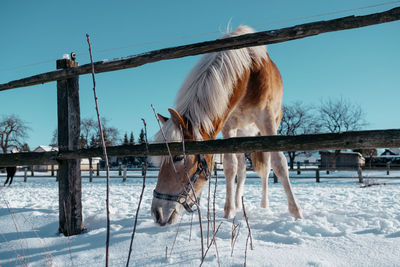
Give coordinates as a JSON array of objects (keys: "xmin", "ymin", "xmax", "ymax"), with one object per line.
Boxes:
[
  {"xmin": 157, "ymin": 113, "xmax": 168, "ymax": 125},
  {"xmin": 168, "ymin": 108, "xmax": 186, "ymax": 130}
]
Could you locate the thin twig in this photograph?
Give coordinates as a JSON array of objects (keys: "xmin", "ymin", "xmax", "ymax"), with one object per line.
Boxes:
[
  {"xmin": 244, "ymin": 232, "xmax": 250, "ymax": 267},
  {"xmin": 189, "ymin": 212, "xmax": 194, "ymax": 242},
  {"xmin": 86, "ymin": 33, "xmax": 111, "ymax": 267},
  {"xmin": 199, "ymin": 222, "xmax": 222, "ymax": 267},
  {"xmin": 231, "ymin": 221, "xmax": 241, "ymax": 257},
  {"xmin": 213, "ymin": 160, "xmax": 218, "ymax": 237},
  {"xmin": 150, "ymin": 104, "xmax": 178, "ymax": 174},
  {"xmin": 207, "ymin": 175, "xmax": 211, "ymax": 246},
  {"xmin": 126, "ymin": 119, "xmax": 148, "ymax": 267},
  {"xmin": 241, "ymin": 196, "xmax": 253, "ymax": 250},
  {"xmin": 168, "ymin": 213, "xmax": 184, "ymax": 258},
  {"xmin": 213, "ymin": 230, "xmax": 221, "ymax": 267},
  {"xmin": 179, "ymin": 125, "xmax": 204, "ymax": 258}
]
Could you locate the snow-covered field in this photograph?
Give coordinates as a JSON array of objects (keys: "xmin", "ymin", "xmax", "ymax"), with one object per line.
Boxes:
[{"xmin": 1, "ymin": 170, "xmax": 400, "ymax": 267}]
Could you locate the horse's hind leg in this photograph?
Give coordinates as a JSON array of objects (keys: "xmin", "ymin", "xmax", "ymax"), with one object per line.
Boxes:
[
  {"xmin": 256, "ymin": 114, "xmax": 303, "ymax": 219},
  {"xmin": 235, "ymin": 153, "xmax": 247, "ymax": 211}
]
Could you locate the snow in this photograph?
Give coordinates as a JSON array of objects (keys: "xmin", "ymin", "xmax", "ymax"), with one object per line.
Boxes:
[{"xmin": 1, "ymin": 170, "xmax": 400, "ymax": 266}]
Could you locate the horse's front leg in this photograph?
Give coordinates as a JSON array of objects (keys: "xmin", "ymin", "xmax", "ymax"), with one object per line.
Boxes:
[{"xmin": 223, "ymin": 153, "xmax": 238, "ymax": 219}]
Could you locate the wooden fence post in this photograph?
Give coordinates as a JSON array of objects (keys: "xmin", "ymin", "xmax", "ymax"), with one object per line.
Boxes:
[
  {"xmin": 123, "ymin": 166, "xmax": 127, "ymax": 182},
  {"xmin": 316, "ymin": 169, "xmax": 320, "ymax": 183},
  {"xmin": 119, "ymin": 162, "xmax": 122, "ymax": 176},
  {"xmin": 57, "ymin": 56, "xmax": 83, "ymax": 236},
  {"xmin": 51, "ymin": 165, "xmax": 55, "ymax": 176},
  {"xmin": 89, "ymin": 158, "xmax": 93, "ymax": 182},
  {"xmin": 24, "ymin": 167, "xmax": 28, "ymax": 182},
  {"xmin": 31, "ymin": 166, "xmax": 34, "ymax": 176},
  {"xmin": 297, "ymin": 161, "xmax": 301, "ymax": 175},
  {"xmin": 357, "ymin": 163, "xmax": 363, "ymax": 183},
  {"xmin": 387, "ymin": 162, "xmax": 390, "ymax": 175},
  {"xmin": 97, "ymin": 163, "xmax": 100, "ymax": 176}
]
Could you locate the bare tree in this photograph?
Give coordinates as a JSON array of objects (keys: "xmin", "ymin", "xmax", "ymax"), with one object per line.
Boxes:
[
  {"xmin": 278, "ymin": 101, "xmax": 320, "ymax": 169},
  {"xmin": 318, "ymin": 97, "xmax": 367, "ymax": 133},
  {"xmin": 0, "ymin": 114, "xmax": 30, "ymax": 153},
  {"xmin": 318, "ymin": 97, "xmax": 367, "ymax": 168},
  {"xmin": 50, "ymin": 117, "xmax": 120, "ymax": 148}
]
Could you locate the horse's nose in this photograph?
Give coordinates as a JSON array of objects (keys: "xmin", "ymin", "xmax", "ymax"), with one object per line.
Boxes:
[{"xmin": 152, "ymin": 207, "xmax": 167, "ymax": 226}]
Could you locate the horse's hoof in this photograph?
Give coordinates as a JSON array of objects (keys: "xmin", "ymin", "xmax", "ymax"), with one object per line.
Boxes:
[
  {"xmin": 289, "ymin": 206, "xmax": 303, "ymax": 220},
  {"xmin": 260, "ymin": 201, "xmax": 269, "ymax": 209},
  {"xmin": 224, "ymin": 207, "xmax": 236, "ymax": 219}
]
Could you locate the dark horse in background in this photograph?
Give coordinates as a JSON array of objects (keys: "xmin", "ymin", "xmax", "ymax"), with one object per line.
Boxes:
[{"xmin": 3, "ymin": 167, "xmax": 17, "ymax": 186}]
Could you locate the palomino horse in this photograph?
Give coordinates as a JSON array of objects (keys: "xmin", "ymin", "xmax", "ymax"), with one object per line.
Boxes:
[
  {"xmin": 3, "ymin": 167, "xmax": 17, "ymax": 186},
  {"xmin": 151, "ymin": 26, "xmax": 302, "ymax": 225}
]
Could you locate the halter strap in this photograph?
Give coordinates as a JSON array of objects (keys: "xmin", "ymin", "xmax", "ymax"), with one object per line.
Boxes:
[{"xmin": 153, "ymin": 154, "xmax": 211, "ymax": 213}]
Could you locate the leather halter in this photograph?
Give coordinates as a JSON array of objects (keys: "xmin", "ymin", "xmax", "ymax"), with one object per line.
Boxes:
[{"xmin": 153, "ymin": 154, "xmax": 211, "ymax": 213}]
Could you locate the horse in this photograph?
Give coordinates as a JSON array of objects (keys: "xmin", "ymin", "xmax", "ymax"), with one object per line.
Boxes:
[
  {"xmin": 151, "ymin": 25, "xmax": 302, "ymax": 225},
  {"xmin": 3, "ymin": 167, "xmax": 17, "ymax": 186}
]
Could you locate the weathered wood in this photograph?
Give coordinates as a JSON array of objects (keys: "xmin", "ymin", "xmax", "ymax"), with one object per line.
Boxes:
[
  {"xmin": 1, "ymin": 129, "xmax": 400, "ymax": 167},
  {"xmin": 297, "ymin": 161, "xmax": 301, "ymax": 175},
  {"xmin": 316, "ymin": 169, "xmax": 320, "ymax": 183},
  {"xmin": 89, "ymin": 157, "xmax": 93, "ymax": 182},
  {"xmin": 387, "ymin": 162, "xmax": 390, "ymax": 175},
  {"xmin": 1, "ymin": 7, "xmax": 399, "ymax": 92},
  {"xmin": 123, "ymin": 166, "xmax": 127, "ymax": 182},
  {"xmin": 57, "ymin": 58, "xmax": 83, "ymax": 236},
  {"xmin": 357, "ymin": 164, "xmax": 363, "ymax": 183}
]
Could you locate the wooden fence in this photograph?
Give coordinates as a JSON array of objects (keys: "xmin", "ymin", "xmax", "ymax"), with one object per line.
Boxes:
[{"xmin": 1, "ymin": 7, "xmax": 400, "ymax": 236}]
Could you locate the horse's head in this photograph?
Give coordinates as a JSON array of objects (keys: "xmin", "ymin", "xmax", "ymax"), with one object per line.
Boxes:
[{"xmin": 151, "ymin": 108, "xmax": 213, "ymax": 226}]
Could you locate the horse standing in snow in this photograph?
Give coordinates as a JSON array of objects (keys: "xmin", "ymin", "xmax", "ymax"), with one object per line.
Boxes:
[
  {"xmin": 3, "ymin": 167, "xmax": 17, "ymax": 186},
  {"xmin": 151, "ymin": 26, "xmax": 302, "ymax": 225}
]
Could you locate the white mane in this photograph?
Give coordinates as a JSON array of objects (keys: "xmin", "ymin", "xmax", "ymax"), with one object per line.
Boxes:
[{"xmin": 153, "ymin": 26, "xmax": 267, "ymax": 165}]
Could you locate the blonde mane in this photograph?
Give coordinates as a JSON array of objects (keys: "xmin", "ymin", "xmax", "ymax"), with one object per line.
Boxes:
[{"xmin": 153, "ymin": 26, "xmax": 267, "ymax": 165}]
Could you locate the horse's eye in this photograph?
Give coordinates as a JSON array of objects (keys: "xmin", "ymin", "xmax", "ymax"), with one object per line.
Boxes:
[{"xmin": 173, "ymin": 155, "xmax": 184, "ymax": 162}]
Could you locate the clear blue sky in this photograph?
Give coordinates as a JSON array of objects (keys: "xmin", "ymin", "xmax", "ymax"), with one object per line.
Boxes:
[{"xmin": 1, "ymin": 0, "xmax": 399, "ymax": 149}]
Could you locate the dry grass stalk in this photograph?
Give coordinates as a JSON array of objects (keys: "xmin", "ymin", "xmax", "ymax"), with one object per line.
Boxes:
[
  {"xmin": 241, "ymin": 196, "xmax": 253, "ymax": 250},
  {"xmin": 199, "ymin": 222, "xmax": 222, "ymax": 267},
  {"xmin": 213, "ymin": 162, "xmax": 218, "ymax": 236},
  {"xmin": 168, "ymin": 213, "xmax": 184, "ymax": 258},
  {"xmin": 207, "ymin": 176, "xmax": 211, "ymax": 246},
  {"xmin": 244, "ymin": 232, "xmax": 250, "ymax": 267},
  {"xmin": 189, "ymin": 212, "xmax": 194, "ymax": 242},
  {"xmin": 230, "ymin": 217, "xmax": 240, "ymax": 257},
  {"xmin": 126, "ymin": 119, "xmax": 148, "ymax": 267},
  {"xmin": 179, "ymin": 125, "xmax": 205, "ymax": 257},
  {"xmin": 86, "ymin": 34, "xmax": 111, "ymax": 267}
]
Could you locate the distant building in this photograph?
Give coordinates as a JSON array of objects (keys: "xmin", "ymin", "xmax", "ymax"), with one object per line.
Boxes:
[
  {"xmin": 33, "ymin": 145, "xmax": 59, "ymax": 153},
  {"xmin": 380, "ymin": 148, "xmax": 400, "ymax": 156},
  {"xmin": 32, "ymin": 145, "xmax": 100, "ymax": 171},
  {"xmin": 320, "ymin": 151, "xmax": 365, "ymax": 168}
]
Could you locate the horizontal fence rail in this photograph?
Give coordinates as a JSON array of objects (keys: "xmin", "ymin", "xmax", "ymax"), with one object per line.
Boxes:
[
  {"xmin": 1, "ymin": 7, "xmax": 399, "ymax": 92},
  {"xmin": 1, "ymin": 129, "xmax": 400, "ymax": 167}
]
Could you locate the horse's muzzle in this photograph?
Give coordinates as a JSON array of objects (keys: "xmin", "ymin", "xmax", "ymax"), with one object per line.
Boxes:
[{"xmin": 151, "ymin": 198, "xmax": 182, "ymax": 226}]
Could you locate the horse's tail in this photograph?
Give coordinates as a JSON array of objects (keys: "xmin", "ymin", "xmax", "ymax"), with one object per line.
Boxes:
[{"xmin": 251, "ymin": 151, "xmax": 268, "ymax": 176}]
